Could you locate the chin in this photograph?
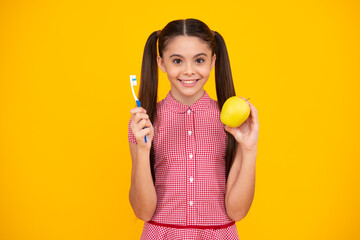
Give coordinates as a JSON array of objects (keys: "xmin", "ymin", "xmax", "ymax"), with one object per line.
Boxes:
[{"xmin": 181, "ymin": 88, "xmax": 203, "ymax": 97}]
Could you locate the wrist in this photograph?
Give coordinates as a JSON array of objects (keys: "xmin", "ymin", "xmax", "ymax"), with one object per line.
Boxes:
[
  {"xmin": 137, "ymin": 145, "xmax": 151, "ymax": 154},
  {"xmin": 238, "ymin": 144, "xmax": 257, "ymax": 155}
]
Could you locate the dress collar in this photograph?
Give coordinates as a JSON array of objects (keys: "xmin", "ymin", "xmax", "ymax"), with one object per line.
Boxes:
[{"xmin": 164, "ymin": 91, "xmax": 211, "ymax": 114}]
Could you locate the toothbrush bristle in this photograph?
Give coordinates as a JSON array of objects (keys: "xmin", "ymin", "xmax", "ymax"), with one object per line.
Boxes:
[{"xmin": 130, "ymin": 75, "xmax": 137, "ymax": 86}]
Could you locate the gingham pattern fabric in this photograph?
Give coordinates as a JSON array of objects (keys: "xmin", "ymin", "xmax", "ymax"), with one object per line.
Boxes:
[{"xmin": 128, "ymin": 91, "xmax": 239, "ymax": 239}]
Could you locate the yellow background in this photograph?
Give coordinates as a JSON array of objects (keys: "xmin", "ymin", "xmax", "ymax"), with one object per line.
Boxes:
[{"xmin": 1, "ymin": 0, "xmax": 359, "ymax": 239}]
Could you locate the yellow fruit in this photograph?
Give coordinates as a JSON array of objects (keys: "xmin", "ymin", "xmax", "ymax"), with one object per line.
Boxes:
[{"xmin": 220, "ymin": 96, "xmax": 251, "ymax": 128}]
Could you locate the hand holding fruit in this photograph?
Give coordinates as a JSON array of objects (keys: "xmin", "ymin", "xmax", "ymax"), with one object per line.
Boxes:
[{"xmin": 221, "ymin": 96, "xmax": 259, "ymax": 151}]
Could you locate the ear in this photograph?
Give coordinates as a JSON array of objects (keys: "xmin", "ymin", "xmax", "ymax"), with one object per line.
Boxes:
[
  {"xmin": 157, "ymin": 55, "xmax": 166, "ymax": 73},
  {"xmin": 210, "ymin": 54, "xmax": 216, "ymax": 70}
]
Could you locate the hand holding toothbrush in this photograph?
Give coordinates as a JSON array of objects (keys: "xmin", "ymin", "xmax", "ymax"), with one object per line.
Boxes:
[
  {"xmin": 130, "ymin": 107, "xmax": 154, "ymax": 150},
  {"xmin": 129, "ymin": 75, "xmax": 153, "ymax": 148}
]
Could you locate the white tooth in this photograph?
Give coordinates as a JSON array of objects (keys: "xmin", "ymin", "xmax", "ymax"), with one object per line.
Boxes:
[{"xmin": 183, "ymin": 80, "xmax": 196, "ymax": 84}]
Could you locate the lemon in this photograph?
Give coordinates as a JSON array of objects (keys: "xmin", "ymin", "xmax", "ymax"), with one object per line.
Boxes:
[{"xmin": 220, "ymin": 96, "xmax": 251, "ymax": 128}]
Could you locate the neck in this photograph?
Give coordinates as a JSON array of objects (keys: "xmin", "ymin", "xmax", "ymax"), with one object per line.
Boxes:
[{"xmin": 170, "ymin": 89, "xmax": 205, "ymax": 106}]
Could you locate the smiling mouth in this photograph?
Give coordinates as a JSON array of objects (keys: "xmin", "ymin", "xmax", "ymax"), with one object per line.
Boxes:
[{"xmin": 178, "ymin": 79, "xmax": 200, "ymax": 84}]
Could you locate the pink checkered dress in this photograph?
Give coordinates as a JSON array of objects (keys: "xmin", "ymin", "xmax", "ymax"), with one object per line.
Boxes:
[{"xmin": 128, "ymin": 91, "xmax": 239, "ymax": 240}]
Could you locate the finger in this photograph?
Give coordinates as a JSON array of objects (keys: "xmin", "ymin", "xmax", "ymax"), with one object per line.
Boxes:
[
  {"xmin": 130, "ymin": 107, "xmax": 147, "ymax": 118},
  {"xmin": 225, "ymin": 125, "xmax": 246, "ymax": 144},
  {"xmin": 132, "ymin": 112, "xmax": 150, "ymax": 125},
  {"xmin": 133, "ymin": 118, "xmax": 153, "ymax": 134},
  {"xmin": 136, "ymin": 118, "xmax": 151, "ymax": 130},
  {"xmin": 132, "ymin": 119, "xmax": 146, "ymax": 134},
  {"xmin": 130, "ymin": 114, "xmax": 149, "ymax": 132},
  {"xmin": 249, "ymin": 104, "xmax": 259, "ymax": 129},
  {"xmin": 143, "ymin": 119, "xmax": 152, "ymax": 128},
  {"xmin": 131, "ymin": 106, "xmax": 147, "ymax": 113},
  {"xmin": 242, "ymin": 98, "xmax": 257, "ymax": 114},
  {"xmin": 239, "ymin": 96, "xmax": 247, "ymax": 101},
  {"xmin": 143, "ymin": 126, "xmax": 152, "ymax": 136},
  {"xmin": 135, "ymin": 127, "xmax": 151, "ymax": 141},
  {"xmin": 224, "ymin": 125, "xmax": 234, "ymax": 135},
  {"xmin": 133, "ymin": 112, "xmax": 149, "ymax": 121},
  {"xmin": 238, "ymin": 96, "xmax": 258, "ymax": 125},
  {"xmin": 239, "ymin": 96, "xmax": 252, "ymax": 107},
  {"xmin": 130, "ymin": 109, "xmax": 147, "ymax": 123}
]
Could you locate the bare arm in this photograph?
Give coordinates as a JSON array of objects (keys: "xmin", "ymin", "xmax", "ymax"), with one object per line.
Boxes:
[
  {"xmin": 224, "ymin": 97, "xmax": 259, "ymax": 221},
  {"xmin": 128, "ymin": 107, "xmax": 157, "ymax": 221},
  {"xmin": 225, "ymin": 146, "xmax": 257, "ymax": 221}
]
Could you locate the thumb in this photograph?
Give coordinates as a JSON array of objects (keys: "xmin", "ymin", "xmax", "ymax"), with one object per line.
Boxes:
[
  {"xmin": 224, "ymin": 125, "xmax": 234, "ymax": 134},
  {"xmin": 225, "ymin": 125, "xmax": 244, "ymax": 144}
]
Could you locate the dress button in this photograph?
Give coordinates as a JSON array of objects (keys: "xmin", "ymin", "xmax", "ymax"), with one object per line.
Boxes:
[
  {"xmin": 189, "ymin": 177, "xmax": 193, "ymax": 183},
  {"xmin": 189, "ymin": 154, "xmax": 193, "ymax": 159},
  {"xmin": 189, "ymin": 201, "xmax": 193, "ymax": 206},
  {"xmin": 188, "ymin": 131, "xmax": 192, "ymax": 136},
  {"xmin": 187, "ymin": 109, "xmax": 191, "ymax": 115}
]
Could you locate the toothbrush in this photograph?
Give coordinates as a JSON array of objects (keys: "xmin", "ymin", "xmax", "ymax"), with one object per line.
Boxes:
[{"xmin": 130, "ymin": 75, "xmax": 147, "ymax": 143}]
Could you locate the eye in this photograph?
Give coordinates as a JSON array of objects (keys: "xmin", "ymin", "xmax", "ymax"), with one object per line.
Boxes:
[
  {"xmin": 173, "ymin": 59, "xmax": 182, "ymax": 64},
  {"xmin": 195, "ymin": 58, "xmax": 205, "ymax": 64}
]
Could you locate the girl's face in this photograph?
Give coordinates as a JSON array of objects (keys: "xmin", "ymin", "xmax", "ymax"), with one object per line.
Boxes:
[{"xmin": 157, "ymin": 35, "xmax": 216, "ymax": 105}]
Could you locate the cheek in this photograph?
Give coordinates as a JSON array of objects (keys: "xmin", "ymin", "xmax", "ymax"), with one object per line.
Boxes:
[
  {"xmin": 198, "ymin": 66, "xmax": 212, "ymax": 77},
  {"xmin": 166, "ymin": 68, "xmax": 180, "ymax": 78}
]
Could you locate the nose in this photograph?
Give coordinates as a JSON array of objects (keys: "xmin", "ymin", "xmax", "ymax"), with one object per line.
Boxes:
[{"xmin": 183, "ymin": 62, "xmax": 195, "ymax": 75}]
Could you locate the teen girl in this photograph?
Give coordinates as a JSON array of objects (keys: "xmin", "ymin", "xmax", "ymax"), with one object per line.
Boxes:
[{"xmin": 128, "ymin": 18, "xmax": 259, "ymax": 240}]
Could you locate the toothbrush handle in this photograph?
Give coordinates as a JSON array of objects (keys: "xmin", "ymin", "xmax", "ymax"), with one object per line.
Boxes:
[{"xmin": 136, "ymin": 100, "xmax": 147, "ymax": 143}]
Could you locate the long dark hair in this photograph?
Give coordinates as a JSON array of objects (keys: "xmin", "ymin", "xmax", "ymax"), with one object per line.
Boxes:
[{"xmin": 138, "ymin": 18, "xmax": 237, "ymax": 183}]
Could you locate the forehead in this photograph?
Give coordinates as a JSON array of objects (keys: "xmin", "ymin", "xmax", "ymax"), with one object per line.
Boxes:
[{"xmin": 163, "ymin": 36, "xmax": 212, "ymax": 56}]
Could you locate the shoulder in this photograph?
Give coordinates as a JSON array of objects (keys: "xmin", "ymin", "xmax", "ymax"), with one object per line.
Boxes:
[
  {"xmin": 153, "ymin": 98, "xmax": 168, "ymax": 125},
  {"xmin": 156, "ymin": 98, "xmax": 167, "ymax": 112},
  {"xmin": 208, "ymin": 97, "xmax": 221, "ymax": 113},
  {"xmin": 198, "ymin": 96, "xmax": 222, "ymax": 122}
]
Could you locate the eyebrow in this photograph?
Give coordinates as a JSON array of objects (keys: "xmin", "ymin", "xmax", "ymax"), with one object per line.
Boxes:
[{"xmin": 169, "ymin": 53, "xmax": 208, "ymax": 58}]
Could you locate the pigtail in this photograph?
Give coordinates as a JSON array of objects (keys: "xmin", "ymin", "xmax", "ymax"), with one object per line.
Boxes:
[
  {"xmin": 213, "ymin": 31, "xmax": 237, "ymax": 181},
  {"xmin": 138, "ymin": 31, "xmax": 159, "ymax": 183},
  {"xmin": 214, "ymin": 31, "xmax": 236, "ymax": 107}
]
